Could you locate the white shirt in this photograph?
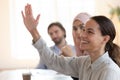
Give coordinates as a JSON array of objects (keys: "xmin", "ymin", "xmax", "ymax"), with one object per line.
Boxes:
[
  {"xmin": 36, "ymin": 42, "xmax": 76, "ymax": 69},
  {"xmin": 33, "ymin": 38, "xmax": 120, "ymax": 80}
]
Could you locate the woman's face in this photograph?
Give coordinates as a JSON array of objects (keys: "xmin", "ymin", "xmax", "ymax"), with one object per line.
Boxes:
[
  {"xmin": 72, "ymin": 20, "xmax": 84, "ymax": 46},
  {"xmin": 80, "ymin": 19, "xmax": 106, "ymax": 52}
]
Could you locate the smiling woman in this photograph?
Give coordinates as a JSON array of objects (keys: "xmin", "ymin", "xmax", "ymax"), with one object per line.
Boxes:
[{"xmin": 9, "ymin": 0, "xmax": 95, "ymax": 59}]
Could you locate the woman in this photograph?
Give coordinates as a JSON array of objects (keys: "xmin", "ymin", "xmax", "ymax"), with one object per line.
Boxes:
[
  {"xmin": 60, "ymin": 13, "xmax": 90, "ymax": 80},
  {"xmin": 61, "ymin": 13, "xmax": 91, "ymax": 57},
  {"xmin": 22, "ymin": 4, "xmax": 120, "ymax": 80},
  {"xmin": 61, "ymin": 13, "xmax": 90, "ymax": 80}
]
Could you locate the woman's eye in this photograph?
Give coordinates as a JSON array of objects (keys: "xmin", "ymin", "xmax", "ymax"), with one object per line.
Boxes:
[
  {"xmin": 87, "ymin": 31, "xmax": 94, "ymax": 34},
  {"xmin": 79, "ymin": 25, "xmax": 84, "ymax": 29},
  {"xmin": 49, "ymin": 33, "xmax": 53, "ymax": 36},
  {"xmin": 82, "ymin": 28, "xmax": 85, "ymax": 32},
  {"xmin": 73, "ymin": 26, "xmax": 77, "ymax": 31}
]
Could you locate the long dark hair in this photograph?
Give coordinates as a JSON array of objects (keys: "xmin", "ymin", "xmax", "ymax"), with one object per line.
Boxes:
[{"xmin": 91, "ymin": 16, "xmax": 120, "ymax": 67}]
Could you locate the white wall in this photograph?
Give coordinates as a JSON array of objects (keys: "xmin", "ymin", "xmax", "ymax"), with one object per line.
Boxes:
[
  {"xmin": 0, "ymin": 0, "xmax": 11, "ymax": 69},
  {"xmin": 0, "ymin": 0, "xmax": 39, "ymax": 70},
  {"xmin": 94, "ymin": 0, "xmax": 120, "ymax": 46}
]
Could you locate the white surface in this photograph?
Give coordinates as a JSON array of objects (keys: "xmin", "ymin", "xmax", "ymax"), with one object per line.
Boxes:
[{"xmin": 0, "ymin": 69, "xmax": 73, "ymax": 80}]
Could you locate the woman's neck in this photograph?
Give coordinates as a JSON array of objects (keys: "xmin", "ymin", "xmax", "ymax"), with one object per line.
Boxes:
[
  {"xmin": 89, "ymin": 49, "xmax": 105, "ymax": 63},
  {"xmin": 75, "ymin": 47, "xmax": 84, "ymax": 56}
]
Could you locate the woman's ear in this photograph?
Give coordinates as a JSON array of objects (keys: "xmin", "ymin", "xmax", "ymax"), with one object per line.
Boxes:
[{"xmin": 103, "ymin": 35, "xmax": 110, "ymax": 43}]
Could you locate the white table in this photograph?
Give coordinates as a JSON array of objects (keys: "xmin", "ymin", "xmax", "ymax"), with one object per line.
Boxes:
[{"xmin": 0, "ymin": 69, "xmax": 73, "ymax": 80}]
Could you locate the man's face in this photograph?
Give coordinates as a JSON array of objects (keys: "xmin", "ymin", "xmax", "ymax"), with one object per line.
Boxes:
[{"xmin": 48, "ymin": 25, "xmax": 65, "ymax": 45}]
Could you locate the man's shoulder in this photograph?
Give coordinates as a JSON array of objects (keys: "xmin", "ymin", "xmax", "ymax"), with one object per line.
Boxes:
[{"xmin": 49, "ymin": 45, "xmax": 55, "ymax": 49}]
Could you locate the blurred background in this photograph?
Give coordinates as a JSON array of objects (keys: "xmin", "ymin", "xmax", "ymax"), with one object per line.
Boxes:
[{"xmin": 0, "ymin": 0, "xmax": 120, "ymax": 70}]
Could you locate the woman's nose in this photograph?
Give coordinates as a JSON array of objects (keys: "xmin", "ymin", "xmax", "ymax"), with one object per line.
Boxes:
[
  {"xmin": 80, "ymin": 31, "xmax": 87, "ymax": 38},
  {"xmin": 76, "ymin": 28, "xmax": 82, "ymax": 34}
]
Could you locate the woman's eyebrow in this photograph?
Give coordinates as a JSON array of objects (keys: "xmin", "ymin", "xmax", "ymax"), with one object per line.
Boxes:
[{"xmin": 87, "ymin": 28, "xmax": 95, "ymax": 31}]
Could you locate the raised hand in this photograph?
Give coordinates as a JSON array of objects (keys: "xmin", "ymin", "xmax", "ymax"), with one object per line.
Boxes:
[
  {"xmin": 21, "ymin": 4, "xmax": 40, "ymax": 42},
  {"xmin": 21, "ymin": 4, "xmax": 40, "ymax": 32}
]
